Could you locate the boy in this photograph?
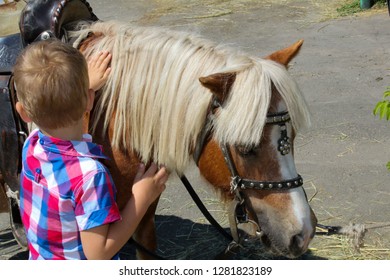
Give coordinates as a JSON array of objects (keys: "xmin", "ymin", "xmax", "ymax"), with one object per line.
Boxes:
[{"xmin": 13, "ymin": 39, "xmax": 168, "ymax": 260}]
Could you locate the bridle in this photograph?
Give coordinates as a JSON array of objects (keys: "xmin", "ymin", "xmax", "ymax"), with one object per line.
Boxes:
[
  {"xmin": 220, "ymin": 111, "xmax": 303, "ymax": 193},
  {"xmin": 191, "ymin": 98, "xmax": 304, "ymax": 254}
]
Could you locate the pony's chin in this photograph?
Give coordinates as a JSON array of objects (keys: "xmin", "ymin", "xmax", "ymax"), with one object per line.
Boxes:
[
  {"xmin": 258, "ymin": 232, "xmax": 307, "ymax": 259},
  {"xmin": 236, "ymin": 229, "xmax": 298, "ymax": 259}
]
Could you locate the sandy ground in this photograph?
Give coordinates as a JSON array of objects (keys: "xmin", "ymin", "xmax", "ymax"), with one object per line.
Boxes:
[{"xmin": 1, "ymin": 0, "xmax": 390, "ymax": 259}]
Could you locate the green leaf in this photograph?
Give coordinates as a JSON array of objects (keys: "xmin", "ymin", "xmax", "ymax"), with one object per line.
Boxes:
[
  {"xmin": 380, "ymin": 103, "xmax": 388, "ymax": 120},
  {"xmin": 384, "ymin": 90, "xmax": 390, "ymax": 98},
  {"xmin": 387, "ymin": 161, "xmax": 390, "ymax": 171},
  {"xmin": 387, "ymin": 103, "xmax": 390, "ymax": 121},
  {"xmin": 373, "ymin": 101, "xmax": 384, "ymax": 116}
]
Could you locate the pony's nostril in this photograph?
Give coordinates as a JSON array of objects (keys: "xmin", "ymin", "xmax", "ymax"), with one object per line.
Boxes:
[{"xmin": 289, "ymin": 233, "xmax": 306, "ymax": 257}]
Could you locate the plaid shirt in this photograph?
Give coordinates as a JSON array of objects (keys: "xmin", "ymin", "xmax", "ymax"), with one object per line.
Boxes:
[{"xmin": 19, "ymin": 129, "xmax": 121, "ymax": 260}]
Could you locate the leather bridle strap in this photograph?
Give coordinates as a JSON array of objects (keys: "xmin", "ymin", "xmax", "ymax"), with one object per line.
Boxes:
[
  {"xmin": 179, "ymin": 175, "xmax": 233, "ymax": 242},
  {"xmin": 179, "ymin": 174, "xmax": 243, "ymax": 258},
  {"xmin": 220, "ymin": 143, "xmax": 304, "ymax": 192}
]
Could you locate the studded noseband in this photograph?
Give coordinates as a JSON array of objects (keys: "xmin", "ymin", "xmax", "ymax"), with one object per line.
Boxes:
[{"xmin": 221, "ymin": 111, "xmax": 303, "ymax": 194}]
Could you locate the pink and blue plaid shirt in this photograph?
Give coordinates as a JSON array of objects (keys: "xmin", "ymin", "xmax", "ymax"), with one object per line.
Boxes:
[{"xmin": 19, "ymin": 129, "xmax": 121, "ymax": 260}]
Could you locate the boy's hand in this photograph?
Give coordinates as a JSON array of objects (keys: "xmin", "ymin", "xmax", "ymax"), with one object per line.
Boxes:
[
  {"xmin": 80, "ymin": 162, "xmax": 168, "ymax": 260},
  {"xmin": 132, "ymin": 163, "xmax": 168, "ymax": 205},
  {"xmin": 88, "ymin": 51, "xmax": 112, "ymax": 92}
]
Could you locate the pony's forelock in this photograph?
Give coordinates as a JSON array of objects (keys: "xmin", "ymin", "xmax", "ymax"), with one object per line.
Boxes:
[{"xmin": 214, "ymin": 59, "xmax": 311, "ymax": 146}]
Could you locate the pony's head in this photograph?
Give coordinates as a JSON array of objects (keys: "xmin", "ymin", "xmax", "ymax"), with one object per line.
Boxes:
[{"xmin": 197, "ymin": 41, "xmax": 316, "ymax": 258}]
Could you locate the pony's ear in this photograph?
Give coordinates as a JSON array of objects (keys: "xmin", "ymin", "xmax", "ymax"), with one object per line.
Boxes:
[
  {"xmin": 199, "ymin": 72, "xmax": 236, "ymax": 103},
  {"xmin": 265, "ymin": 40, "xmax": 303, "ymax": 67}
]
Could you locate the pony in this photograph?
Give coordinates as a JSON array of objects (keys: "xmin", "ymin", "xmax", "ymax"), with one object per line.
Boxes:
[{"xmin": 69, "ymin": 20, "xmax": 317, "ymax": 259}]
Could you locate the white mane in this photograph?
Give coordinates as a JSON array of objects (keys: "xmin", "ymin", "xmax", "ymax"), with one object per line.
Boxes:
[{"xmin": 71, "ymin": 21, "xmax": 310, "ymax": 174}]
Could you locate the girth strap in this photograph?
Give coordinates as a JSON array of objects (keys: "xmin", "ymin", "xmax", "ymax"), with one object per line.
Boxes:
[{"xmin": 0, "ymin": 74, "xmax": 29, "ymax": 248}]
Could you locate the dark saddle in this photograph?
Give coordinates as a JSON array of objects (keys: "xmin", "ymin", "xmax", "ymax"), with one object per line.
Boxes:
[
  {"xmin": 0, "ymin": 0, "xmax": 98, "ymax": 249},
  {"xmin": 19, "ymin": 0, "xmax": 98, "ymax": 46}
]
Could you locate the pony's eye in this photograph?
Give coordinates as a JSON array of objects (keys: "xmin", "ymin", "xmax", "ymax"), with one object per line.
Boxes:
[{"xmin": 235, "ymin": 144, "xmax": 258, "ymax": 157}]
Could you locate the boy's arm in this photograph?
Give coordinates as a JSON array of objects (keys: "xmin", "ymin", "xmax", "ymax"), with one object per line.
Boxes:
[
  {"xmin": 80, "ymin": 163, "xmax": 168, "ymax": 260},
  {"xmin": 88, "ymin": 51, "xmax": 112, "ymax": 92}
]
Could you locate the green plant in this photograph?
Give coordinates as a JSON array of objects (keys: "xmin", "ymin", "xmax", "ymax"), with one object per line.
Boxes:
[
  {"xmin": 373, "ymin": 88, "xmax": 390, "ymax": 120},
  {"xmin": 373, "ymin": 87, "xmax": 390, "ymax": 170},
  {"xmin": 337, "ymin": 1, "xmax": 361, "ymax": 16},
  {"xmin": 337, "ymin": 0, "xmax": 388, "ymax": 17}
]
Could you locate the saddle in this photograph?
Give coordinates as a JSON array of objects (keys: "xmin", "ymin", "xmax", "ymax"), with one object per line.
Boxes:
[
  {"xmin": 0, "ymin": 0, "xmax": 98, "ymax": 248},
  {"xmin": 19, "ymin": 0, "xmax": 98, "ymax": 46}
]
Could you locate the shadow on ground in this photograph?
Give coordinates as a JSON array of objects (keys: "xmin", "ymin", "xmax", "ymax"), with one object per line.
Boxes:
[
  {"xmin": 1, "ymin": 214, "xmax": 326, "ymax": 260},
  {"xmin": 120, "ymin": 215, "xmax": 326, "ymax": 260}
]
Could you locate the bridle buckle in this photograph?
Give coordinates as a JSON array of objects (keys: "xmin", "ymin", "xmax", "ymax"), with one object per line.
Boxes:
[{"xmin": 230, "ymin": 176, "xmax": 242, "ymax": 193}]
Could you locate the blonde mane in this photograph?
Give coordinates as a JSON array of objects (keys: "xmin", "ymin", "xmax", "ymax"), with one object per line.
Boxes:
[{"xmin": 70, "ymin": 21, "xmax": 310, "ymax": 174}]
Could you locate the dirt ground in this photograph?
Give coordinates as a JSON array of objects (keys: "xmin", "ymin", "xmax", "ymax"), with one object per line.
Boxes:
[{"xmin": 1, "ymin": 0, "xmax": 390, "ymax": 260}]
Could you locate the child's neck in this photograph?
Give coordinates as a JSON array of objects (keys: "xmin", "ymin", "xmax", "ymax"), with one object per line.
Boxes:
[{"xmin": 41, "ymin": 120, "xmax": 85, "ymax": 141}]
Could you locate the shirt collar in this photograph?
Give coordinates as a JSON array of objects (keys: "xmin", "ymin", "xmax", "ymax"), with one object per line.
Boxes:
[{"xmin": 37, "ymin": 129, "xmax": 108, "ymax": 159}]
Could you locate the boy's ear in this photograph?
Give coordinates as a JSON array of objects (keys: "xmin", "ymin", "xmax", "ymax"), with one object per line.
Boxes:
[
  {"xmin": 86, "ymin": 89, "xmax": 95, "ymax": 112},
  {"xmin": 83, "ymin": 89, "xmax": 95, "ymax": 134},
  {"xmin": 87, "ymin": 89, "xmax": 95, "ymax": 112},
  {"xmin": 15, "ymin": 102, "xmax": 32, "ymax": 123}
]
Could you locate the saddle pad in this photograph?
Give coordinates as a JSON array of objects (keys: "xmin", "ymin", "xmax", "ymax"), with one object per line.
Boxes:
[{"xmin": 0, "ymin": 33, "xmax": 22, "ymax": 73}]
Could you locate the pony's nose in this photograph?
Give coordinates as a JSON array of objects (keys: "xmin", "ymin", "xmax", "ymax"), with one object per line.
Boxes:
[{"xmin": 289, "ymin": 232, "xmax": 308, "ymax": 257}]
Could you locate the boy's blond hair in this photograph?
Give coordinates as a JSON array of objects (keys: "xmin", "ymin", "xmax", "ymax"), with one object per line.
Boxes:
[{"xmin": 14, "ymin": 39, "xmax": 89, "ymax": 130}]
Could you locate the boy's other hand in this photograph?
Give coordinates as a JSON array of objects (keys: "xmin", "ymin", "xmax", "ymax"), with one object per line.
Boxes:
[{"xmin": 132, "ymin": 163, "xmax": 168, "ymax": 205}]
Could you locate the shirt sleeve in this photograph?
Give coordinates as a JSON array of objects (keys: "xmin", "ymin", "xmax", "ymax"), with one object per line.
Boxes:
[{"xmin": 74, "ymin": 171, "xmax": 121, "ymax": 231}]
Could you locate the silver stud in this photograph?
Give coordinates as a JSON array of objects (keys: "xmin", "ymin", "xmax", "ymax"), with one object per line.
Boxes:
[
  {"xmin": 295, "ymin": 181, "xmax": 298, "ymax": 185},
  {"xmin": 287, "ymin": 182, "xmax": 292, "ymax": 187},
  {"xmin": 250, "ymin": 182, "xmax": 254, "ymax": 188},
  {"xmin": 278, "ymin": 183, "xmax": 282, "ymax": 188},
  {"xmin": 269, "ymin": 184, "xmax": 273, "ymax": 188},
  {"xmin": 41, "ymin": 31, "xmax": 51, "ymax": 40},
  {"xmin": 260, "ymin": 183, "xmax": 264, "ymax": 188}
]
